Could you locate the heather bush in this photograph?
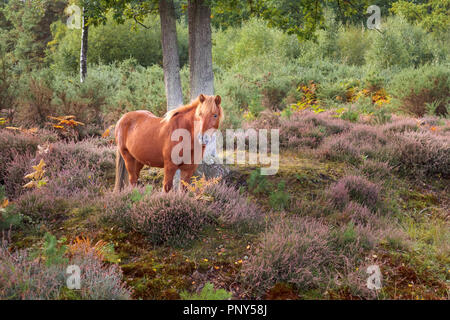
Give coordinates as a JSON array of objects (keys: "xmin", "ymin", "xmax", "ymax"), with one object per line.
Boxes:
[
  {"xmin": 204, "ymin": 182, "xmax": 263, "ymax": 231},
  {"xmin": 71, "ymin": 251, "xmax": 132, "ymax": 300},
  {"xmin": 14, "ymin": 189, "xmax": 68, "ymax": 222},
  {"xmin": 329, "ymin": 222, "xmax": 378, "ymax": 258},
  {"xmin": 104, "ymin": 188, "xmax": 213, "ymax": 247},
  {"xmin": 0, "ymin": 129, "xmax": 39, "ymax": 185},
  {"xmin": 381, "ymin": 117, "xmax": 419, "ymax": 133},
  {"xmin": 0, "ymin": 239, "xmax": 131, "ymax": 300},
  {"xmin": 242, "ymin": 217, "xmax": 335, "ymax": 295},
  {"xmin": 319, "ymin": 125, "xmax": 390, "ymax": 165},
  {"xmin": 0, "ymin": 240, "xmax": 64, "ymax": 299},
  {"xmin": 243, "ymin": 215, "xmax": 379, "ymax": 297},
  {"xmin": 341, "ymin": 202, "xmax": 377, "ymax": 227},
  {"xmin": 359, "ymin": 159, "xmax": 392, "ymax": 180},
  {"xmin": 41, "ymin": 138, "xmax": 115, "ymax": 198},
  {"xmin": 2, "ymin": 150, "xmax": 34, "ymax": 199},
  {"xmin": 388, "ymin": 131, "xmax": 450, "ymax": 177},
  {"xmin": 247, "ymin": 110, "xmax": 350, "ymax": 150},
  {"xmin": 327, "ymin": 175, "xmax": 381, "ymax": 212}
]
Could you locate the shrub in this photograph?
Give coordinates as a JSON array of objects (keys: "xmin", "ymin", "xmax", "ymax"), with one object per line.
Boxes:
[
  {"xmin": 388, "ymin": 65, "xmax": 449, "ymax": 117},
  {"xmin": 0, "ymin": 130, "xmax": 39, "ymax": 181},
  {"xmin": 247, "ymin": 110, "xmax": 350, "ymax": 150},
  {"xmin": 342, "ymin": 201, "xmax": 377, "ymax": 227},
  {"xmin": 17, "ymin": 76, "xmax": 54, "ymax": 126},
  {"xmin": 180, "ymin": 282, "xmax": 232, "ymax": 300},
  {"xmin": 42, "ymin": 138, "xmax": 115, "ymax": 198},
  {"xmin": 247, "ymin": 168, "xmax": 272, "ymax": 194},
  {"xmin": 242, "ymin": 217, "xmax": 335, "ymax": 295},
  {"xmin": 269, "ymin": 181, "xmax": 290, "ymax": 211},
  {"xmin": 337, "ymin": 26, "xmax": 370, "ymax": 66},
  {"xmin": 327, "ymin": 175, "xmax": 381, "ymax": 211},
  {"xmin": 204, "ymin": 182, "xmax": 263, "ymax": 231},
  {"xmin": 381, "ymin": 117, "xmax": 418, "ymax": 133},
  {"xmin": 359, "ymin": 159, "xmax": 392, "ymax": 180},
  {"xmin": 0, "ymin": 239, "xmax": 131, "ymax": 300},
  {"xmin": 319, "ymin": 125, "xmax": 390, "ymax": 165},
  {"xmin": 365, "ymin": 16, "xmax": 438, "ymax": 69},
  {"xmin": 13, "ymin": 187, "xmax": 71, "ymax": 223},
  {"xmin": 328, "ymin": 222, "xmax": 377, "ymax": 257},
  {"xmin": 2, "ymin": 150, "xmax": 35, "ymax": 199},
  {"xmin": 49, "ymin": 15, "xmax": 188, "ymax": 73},
  {"xmin": 71, "ymin": 251, "xmax": 132, "ymax": 300},
  {"xmin": 388, "ymin": 131, "xmax": 450, "ymax": 177},
  {"xmin": 0, "ymin": 240, "xmax": 64, "ymax": 299},
  {"xmin": 104, "ymin": 188, "xmax": 213, "ymax": 247}
]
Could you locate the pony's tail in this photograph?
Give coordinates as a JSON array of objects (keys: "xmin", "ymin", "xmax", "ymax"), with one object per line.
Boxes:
[{"xmin": 114, "ymin": 149, "xmax": 129, "ymax": 192}]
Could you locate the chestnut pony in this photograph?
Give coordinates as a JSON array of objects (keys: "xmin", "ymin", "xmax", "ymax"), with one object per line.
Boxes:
[{"xmin": 114, "ymin": 94, "xmax": 223, "ymax": 192}]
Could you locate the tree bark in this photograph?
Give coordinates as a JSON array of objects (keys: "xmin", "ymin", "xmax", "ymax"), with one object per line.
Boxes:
[
  {"xmin": 159, "ymin": 0, "xmax": 183, "ymax": 109},
  {"xmin": 80, "ymin": 8, "xmax": 88, "ymax": 83},
  {"xmin": 188, "ymin": 0, "xmax": 214, "ymax": 99},
  {"xmin": 188, "ymin": 0, "xmax": 229, "ymax": 179}
]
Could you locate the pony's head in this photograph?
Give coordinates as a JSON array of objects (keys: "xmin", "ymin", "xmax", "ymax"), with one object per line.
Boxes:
[{"xmin": 194, "ymin": 94, "xmax": 223, "ymax": 145}]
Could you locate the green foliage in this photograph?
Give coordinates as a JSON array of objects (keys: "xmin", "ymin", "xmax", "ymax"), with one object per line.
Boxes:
[
  {"xmin": 340, "ymin": 107, "xmax": 359, "ymax": 123},
  {"xmin": 269, "ymin": 181, "xmax": 290, "ymax": 211},
  {"xmin": 49, "ymin": 14, "xmax": 189, "ymax": 74},
  {"xmin": 247, "ymin": 168, "xmax": 272, "ymax": 194},
  {"xmin": 0, "ymin": 0, "xmax": 66, "ymax": 73},
  {"xmin": 365, "ymin": 16, "xmax": 443, "ymax": 69},
  {"xmin": 129, "ymin": 185, "xmax": 153, "ymax": 204},
  {"xmin": 180, "ymin": 282, "xmax": 232, "ymax": 300},
  {"xmin": 0, "ymin": 185, "xmax": 22, "ymax": 230},
  {"xmin": 391, "ymin": 0, "xmax": 450, "ymax": 35},
  {"xmin": 40, "ymin": 233, "xmax": 68, "ymax": 267},
  {"xmin": 388, "ymin": 64, "xmax": 449, "ymax": 117}
]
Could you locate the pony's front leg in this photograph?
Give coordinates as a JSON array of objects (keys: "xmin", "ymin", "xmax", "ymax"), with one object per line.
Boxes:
[
  {"xmin": 163, "ymin": 162, "xmax": 178, "ymax": 192},
  {"xmin": 180, "ymin": 166, "xmax": 197, "ymax": 190}
]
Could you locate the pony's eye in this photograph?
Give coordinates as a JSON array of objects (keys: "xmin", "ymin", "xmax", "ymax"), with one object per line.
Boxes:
[{"xmin": 213, "ymin": 114, "xmax": 218, "ymax": 118}]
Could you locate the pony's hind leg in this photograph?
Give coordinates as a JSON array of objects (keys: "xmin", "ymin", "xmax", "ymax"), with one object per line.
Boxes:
[
  {"xmin": 134, "ymin": 161, "xmax": 144, "ymax": 184},
  {"xmin": 163, "ymin": 162, "xmax": 178, "ymax": 192},
  {"xmin": 121, "ymin": 149, "xmax": 140, "ymax": 186}
]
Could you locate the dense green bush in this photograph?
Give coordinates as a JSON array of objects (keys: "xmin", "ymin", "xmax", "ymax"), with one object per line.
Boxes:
[
  {"xmin": 49, "ymin": 15, "xmax": 189, "ymax": 74},
  {"xmin": 388, "ymin": 65, "xmax": 449, "ymax": 117},
  {"xmin": 365, "ymin": 16, "xmax": 443, "ymax": 69}
]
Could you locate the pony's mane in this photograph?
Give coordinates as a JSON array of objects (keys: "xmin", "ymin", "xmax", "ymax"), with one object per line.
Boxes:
[{"xmin": 161, "ymin": 95, "xmax": 223, "ymax": 123}]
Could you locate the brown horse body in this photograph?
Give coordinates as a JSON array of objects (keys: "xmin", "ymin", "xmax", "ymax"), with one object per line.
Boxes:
[{"xmin": 114, "ymin": 94, "xmax": 223, "ymax": 192}]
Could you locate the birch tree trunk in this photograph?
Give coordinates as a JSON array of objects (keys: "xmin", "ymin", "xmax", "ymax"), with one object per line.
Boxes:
[
  {"xmin": 80, "ymin": 8, "xmax": 88, "ymax": 83},
  {"xmin": 159, "ymin": 0, "xmax": 183, "ymax": 109}
]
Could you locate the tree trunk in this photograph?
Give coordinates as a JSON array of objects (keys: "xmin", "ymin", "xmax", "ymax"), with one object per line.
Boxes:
[
  {"xmin": 159, "ymin": 0, "xmax": 184, "ymax": 189},
  {"xmin": 80, "ymin": 8, "xmax": 88, "ymax": 83},
  {"xmin": 188, "ymin": 0, "xmax": 214, "ymax": 99},
  {"xmin": 188, "ymin": 0, "xmax": 228, "ymax": 179},
  {"xmin": 159, "ymin": 0, "xmax": 183, "ymax": 109}
]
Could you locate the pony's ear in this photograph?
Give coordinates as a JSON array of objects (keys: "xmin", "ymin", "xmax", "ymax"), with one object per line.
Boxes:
[
  {"xmin": 215, "ymin": 95, "xmax": 221, "ymax": 105},
  {"xmin": 199, "ymin": 94, "xmax": 206, "ymax": 103}
]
